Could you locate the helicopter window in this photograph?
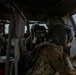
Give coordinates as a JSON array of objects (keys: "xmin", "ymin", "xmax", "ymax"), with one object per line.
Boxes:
[
  {"xmin": 5, "ymin": 24, "xmax": 9, "ymax": 34},
  {"xmin": 24, "ymin": 25, "xmax": 27, "ymax": 33},
  {"xmin": 5, "ymin": 24, "xmax": 27, "ymax": 34},
  {"xmin": 72, "ymin": 14, "xmax": 76, "ymax": 33},
  {"xmin": 72, "ymin": 14, "xmax": 76, "ymax": 24},
  {"xmin": 29, "ymin": 24, "xmax": 33, "ymax": 32}
]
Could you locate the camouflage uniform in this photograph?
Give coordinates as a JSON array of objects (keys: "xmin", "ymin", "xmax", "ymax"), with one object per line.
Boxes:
[{"xmin": 26, "ymin": 43, "xmax": 76, "ymax": 75}]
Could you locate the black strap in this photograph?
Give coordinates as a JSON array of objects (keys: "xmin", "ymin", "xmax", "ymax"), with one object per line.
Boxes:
[{"xmin": 49, "ymin": 61, "xmax": 56, "ymax": 75}]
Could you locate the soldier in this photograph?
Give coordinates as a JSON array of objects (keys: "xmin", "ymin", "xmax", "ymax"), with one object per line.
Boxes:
[
  {"xmin": 25, "ymin": 24, "xmax": 76, "ymax": 75},
  {"xmin": 25, "ymin": 23, "xmax": 46, "ymax": 51}
]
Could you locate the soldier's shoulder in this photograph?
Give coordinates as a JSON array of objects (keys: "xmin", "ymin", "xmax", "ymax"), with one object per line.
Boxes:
[{"xmin": 38, "ymin": 42, "xmax": 58, "ymax": 51}]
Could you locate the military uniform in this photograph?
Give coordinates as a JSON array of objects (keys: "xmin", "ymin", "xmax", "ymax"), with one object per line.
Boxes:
[{"xmin": 25, "ymin": 42, "xmax": 76, "ymax": 75}]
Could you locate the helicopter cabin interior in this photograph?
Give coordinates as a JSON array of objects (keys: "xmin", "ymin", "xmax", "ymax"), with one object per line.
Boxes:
[{"xmin": 0, "ymin": 0, "xmax": 76, "ymax": 75}]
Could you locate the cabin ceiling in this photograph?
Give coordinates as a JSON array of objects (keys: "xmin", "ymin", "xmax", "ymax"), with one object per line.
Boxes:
[{"xmin": 0, "ymin": 0, "xmax": 76, "ymax": 20}]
